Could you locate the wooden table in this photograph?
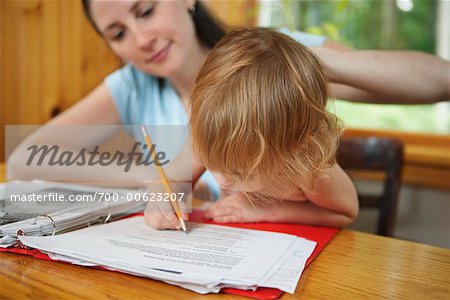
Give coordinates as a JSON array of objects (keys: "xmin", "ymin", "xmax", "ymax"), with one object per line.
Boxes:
[{"xmin": 1, "ymin": 164, "xmax": 450, "ymax": 299}]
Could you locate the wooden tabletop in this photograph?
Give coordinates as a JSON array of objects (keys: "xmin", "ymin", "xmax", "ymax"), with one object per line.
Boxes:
[
  {"xmin": 1, "ymin": 230, "xmax": 450, "ymax": 299},
  {"xmin": 1, "ymin": 164, "xmax": 450, "ymax": 299}
]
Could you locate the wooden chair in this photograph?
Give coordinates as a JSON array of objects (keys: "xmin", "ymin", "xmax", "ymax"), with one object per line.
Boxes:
[{"xmin": 337, "ymin": 137, "xmax": 404, "ymax": 236}]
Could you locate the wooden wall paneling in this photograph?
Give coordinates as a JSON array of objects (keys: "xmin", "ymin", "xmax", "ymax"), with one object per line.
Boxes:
[
  {"xmin": 0, "ymin": 0, "xmax": 9, "ymax": 161},
  {"xmin": 1, "ymin": 0, "xmax": 120, "ymax": 162},
  {"xmin": 2, "ymin": 1, "xmax": 26, "ymax": 161},
  {"xmin": 79, "ymin": 8, "xmax": 120, "ymax": 103},
  {"xmin": 60, "ymin": 1, "xmax": 81, "ymax": 111},
  {"xmin": 18, "ymin": 0, "xmax": 42, "ymax": 125},
  {"xmin": 42, "ymin": 0, "xmax": 60, "ymax": 121},
  {"xmin": 205, "ymin": 0, "xmax": 257, "ymax": 27}
]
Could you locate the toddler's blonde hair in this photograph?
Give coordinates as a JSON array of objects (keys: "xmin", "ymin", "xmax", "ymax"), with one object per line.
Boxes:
[{"xmin": 190, "ymin": 28, "xmax": 341, "ymax": 201}]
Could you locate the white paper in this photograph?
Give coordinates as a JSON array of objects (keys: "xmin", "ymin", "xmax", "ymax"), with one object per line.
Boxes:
[
  {"xmin": 19, "ymin": 216, "xmax": 317, "ymax": 294},
  {"xmin": 262, "ymin": 239, "xmax": 316, "ymax": 293}
]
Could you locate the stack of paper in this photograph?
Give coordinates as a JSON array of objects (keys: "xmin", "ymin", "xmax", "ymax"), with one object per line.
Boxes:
[
  {"xmin": 18, "ymin": 216, "xmax": 316, "ymax": 294},
  {"xmin": 0, "ymin": 182, "xmax": 146, "ymax": 247}
]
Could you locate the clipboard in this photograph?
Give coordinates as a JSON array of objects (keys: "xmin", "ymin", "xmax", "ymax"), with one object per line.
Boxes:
[{"xmin": 1, "ymin": 210, "xmax": 338, "ymax": 300}]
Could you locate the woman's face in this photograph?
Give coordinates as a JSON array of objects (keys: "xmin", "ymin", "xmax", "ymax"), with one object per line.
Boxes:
[{"xmin": 90, "ymin": 0, "xmax": 198, "ymax": 78}]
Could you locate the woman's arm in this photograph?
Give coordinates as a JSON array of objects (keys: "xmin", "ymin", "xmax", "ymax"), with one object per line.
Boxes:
[
  {"xmin": 315, "ymin": 46, "xmax": 450, "ymax": 104},
  {"xmin": 47, "ymin": 82, "xmax": 122, "ymax": 126},
  {"xmin": 7, "ymin": 83, "xmax": 123, "ymax": 180}
]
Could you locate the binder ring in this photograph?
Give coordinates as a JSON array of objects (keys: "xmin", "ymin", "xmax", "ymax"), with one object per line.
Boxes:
[
  {"xmin": 14, "ymin": 229, "xmax": 30, "ymax": 249},
  {"xmin": 103, "ymin": 200, "xmax": 112, "ymax": 223},
  {"xmin": 32, "ymin": 214, "xmax": 56, "ymax": 236}
]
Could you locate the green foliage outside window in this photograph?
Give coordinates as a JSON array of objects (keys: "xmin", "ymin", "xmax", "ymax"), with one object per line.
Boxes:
[{"xmin": 295, "ymin": 0, "xmax": 436, "ymax": 52}]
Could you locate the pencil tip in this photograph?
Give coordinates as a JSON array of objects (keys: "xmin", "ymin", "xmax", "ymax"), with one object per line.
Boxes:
[{"xmin": 180, "ymin": 218, "xmax": 188, "ymax": 233}]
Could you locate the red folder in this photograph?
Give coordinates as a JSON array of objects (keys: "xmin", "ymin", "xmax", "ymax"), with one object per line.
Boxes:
[
  {"xmin": 1, "ymin": 210, "xmax": 338, "ymax": 300},
  {"xmin": 190, "ymin": 210, "xmax": 338, "ymax": 299}
]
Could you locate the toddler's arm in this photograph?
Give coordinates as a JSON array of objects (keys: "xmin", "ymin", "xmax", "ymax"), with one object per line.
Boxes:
[{"xmin": 205, "ymin": 164, "xmax": 358, "ymax": 228}]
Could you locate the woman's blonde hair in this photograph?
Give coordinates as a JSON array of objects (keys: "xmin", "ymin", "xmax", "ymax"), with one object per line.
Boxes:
[{"xmin": 190, "ymin": 28, "xmax": 341, "ymax": 201}]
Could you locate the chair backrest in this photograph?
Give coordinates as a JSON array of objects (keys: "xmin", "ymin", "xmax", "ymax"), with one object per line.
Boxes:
[{"xmin": 337, "ymin": 137, "xmax": 404, "ymax": 236}]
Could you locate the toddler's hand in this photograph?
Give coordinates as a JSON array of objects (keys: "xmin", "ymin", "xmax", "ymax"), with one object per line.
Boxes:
[
  {"xmin": 144, "ymin": 198, "xmax": 189, "ymax": 230},
  {"xmin": 204, "ymin": 193, "xmax": 273, "ymax": 223}
]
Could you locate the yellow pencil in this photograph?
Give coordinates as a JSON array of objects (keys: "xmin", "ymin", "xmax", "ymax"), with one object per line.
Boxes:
[{"xmin": 140, "ymin": 125, "xmax": 188, "ymax": 233}]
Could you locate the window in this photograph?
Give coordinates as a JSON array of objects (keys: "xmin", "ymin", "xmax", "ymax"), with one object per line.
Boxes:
[{"xmin": 258, "ymin": 0, "xmax": 449, "ymax": 135}]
